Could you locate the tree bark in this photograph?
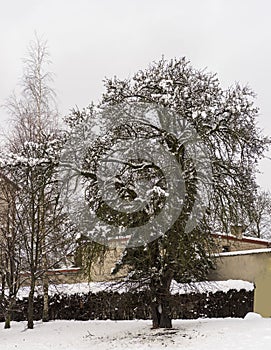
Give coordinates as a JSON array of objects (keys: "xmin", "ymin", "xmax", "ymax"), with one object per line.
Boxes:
[
  {"xmin": 4, "ymin": 297, "xmax": 14, "ymax": 329},
  {"xmin": 1, "ymin": 273, "xmax": 5, "ymax": 299},
  {"xmin": 151, "ymin": 298, "xmax": 172, "ymax": 328},
  {"xmin": 27, "ymin": 278, "xmax": 35, "ymax": 329},
  {"xmin": 4, "ymin": 314, "xmax": 11, "ymax": 329},
  {"xmin": 42, "ymin": 273, "xmax": 49, "ymax": 322},
  {"xmin": 159, "ymin": 299, "xmax": 172, "ymax": 328},
  {"xmin": 150, "ymin": 275, "xmax": 173, "ymax": 329}
]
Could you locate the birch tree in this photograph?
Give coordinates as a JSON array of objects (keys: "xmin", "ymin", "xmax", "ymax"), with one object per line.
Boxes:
[{"xmin": 2, "ymin": 36, "xmax": 76, "ymax": 329}]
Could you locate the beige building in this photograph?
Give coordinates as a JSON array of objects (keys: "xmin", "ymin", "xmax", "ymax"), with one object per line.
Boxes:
[
  {"xmin": 46, "ymin": 237, "xmax": 128, "ymax": 284},
  {"xmin": 209, "ymin": 229, "xmax": 271, "ymax": 317},
  {"xmin": 212, "ymin": 231, "xmax": 271, "ymax": 253},
  {"xmin": 49, "ymin": 230, "xmax": 271, "ymax": 281},
  {"xmin": 209, "ymin": 248, "xmax": 271, "ymax": 317},
  {"xmin": 86, "ymin": 232, "xmax": 271, "ymax": 282}
]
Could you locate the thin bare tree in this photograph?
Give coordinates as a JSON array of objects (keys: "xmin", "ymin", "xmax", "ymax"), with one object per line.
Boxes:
[{"xmin": 2, "ymin": 35, "xmax": 76, "ymax": 329}]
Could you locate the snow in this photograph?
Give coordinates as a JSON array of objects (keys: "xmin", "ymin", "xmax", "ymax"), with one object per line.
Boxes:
[
  {"xmin": 16, "ymin": 282, "xmax": 110, "ymax": 299},
  {"xmin": 242, "ymin": 236, "xmax": 271, "ymax": 244},
  {"xmin": 16, "ymin": 279, "xmax": 254, "ymax": 299},
  {"xmin": 244, "ymin": 312, "xmax": 262, "ymax": 320},
  {"xmin": 1, "ymin": 316, "xmax": 271, "ymax": 350},
  {"xmin": 170, "ymin": 279, "xmax": 254, "ymax": 295},
  {"xmin": 218, "ymin": 248, "xmax": 271, "ymax": 257},
  {"xmin": 212, "ymin": 232, "xmax": 271, "ymax": 244}
]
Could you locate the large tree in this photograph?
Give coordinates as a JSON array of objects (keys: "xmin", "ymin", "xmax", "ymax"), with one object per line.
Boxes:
[{"xmin": 64, "ymin": 57, "xmax": 268, "ymax": 328}]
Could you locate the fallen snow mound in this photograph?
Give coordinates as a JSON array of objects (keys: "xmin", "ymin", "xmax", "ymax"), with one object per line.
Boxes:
[{"xmin": 244, "ymin": 312, "xmax": 262, "ymax": 320}]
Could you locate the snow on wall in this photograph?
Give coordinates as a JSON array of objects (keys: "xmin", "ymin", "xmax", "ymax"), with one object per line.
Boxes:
[
  {"xmin": 16, "ymin": 279, "xmax": 254, "ymax": 300},
  {"xmin": 170, "ymin": 279, "xmax": 254, "ymax": 295},
  {"xmin": 217, "ymin": 248, "xmax": 271, "ymax": 257}
]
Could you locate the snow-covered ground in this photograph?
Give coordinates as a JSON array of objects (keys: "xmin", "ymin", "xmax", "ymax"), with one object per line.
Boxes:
[{"xmin": 1, "ymin": 314, "xmax": 270, "ymax": 350}]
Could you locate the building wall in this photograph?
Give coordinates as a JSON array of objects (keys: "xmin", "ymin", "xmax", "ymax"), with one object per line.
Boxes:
[
  {"xmin": 87, "ymin": 247, "xmax": 127, "ymax": 282},
  {"xmin": 214, "ymin": 235, "xmax": 270, "ymax": 252},
  {"xmin": 52, "ymin": 235, "xmax": 271, "ymax": 284},
  {"xmin": 208, "ymin": 250, "xmax": 271, "ymax": 317},
  {"xmin": 88, "ymin": 235, "xmax": 271, "ymax": 282}
]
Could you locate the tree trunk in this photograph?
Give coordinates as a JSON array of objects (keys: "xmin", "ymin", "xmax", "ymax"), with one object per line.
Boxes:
[
  {"xmin": 27, "ymin": 279, "xmax": 35, "ymax": 329},
  {"xmin": 150, "ymin": 300, "xmax": 160, "ymax": 329},
  {"xmin": 4, "ymin": 314, "xmax": 11, "ymax": 329},
  {"xmin": 1, "ymin": 273, "xmax": 5, "ymax": 299},
  {"xmin": 159, "ymin": 298, "xmax": 172, "ymax": 328},
  {"xmin": 151, "ymin": 298, "xmax": 172, "ymax": 328},
  {"xmin": 150, "ymin": 275, "xmax": 173, "ymax": 329},
  {"xmin": 42, "ymin": 273, "xmax": 49, "ymax": 322},
  {"xmin": 4, "ymin": 296, "xmax": 16, "ymax": 329}
]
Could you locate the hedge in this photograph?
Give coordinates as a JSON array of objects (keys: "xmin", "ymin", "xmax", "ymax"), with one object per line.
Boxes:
[{"xmin": 0, "ymin": 288, "xmax": 253, "ymax": 322}]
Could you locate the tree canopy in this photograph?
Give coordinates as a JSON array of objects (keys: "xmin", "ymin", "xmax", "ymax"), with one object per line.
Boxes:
[{"xmin": 64, "ymin": 57, "xmax": 269, "ymax": 328}]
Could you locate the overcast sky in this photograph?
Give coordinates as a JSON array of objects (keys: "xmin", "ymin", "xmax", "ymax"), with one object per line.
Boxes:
[{"xmin": 1, "ymin": 0, "xmax": 271, "ymax": 188}]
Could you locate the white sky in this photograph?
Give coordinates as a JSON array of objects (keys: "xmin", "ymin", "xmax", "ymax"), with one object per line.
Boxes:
[{"xmin": 0, "ymin": 0, "xmax": 271, "ymax": 188}]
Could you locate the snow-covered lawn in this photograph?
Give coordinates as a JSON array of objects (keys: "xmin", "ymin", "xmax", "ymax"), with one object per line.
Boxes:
[{"xmin": 0, "ymin": 314, "xmax": 270, "ymax": 350}]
